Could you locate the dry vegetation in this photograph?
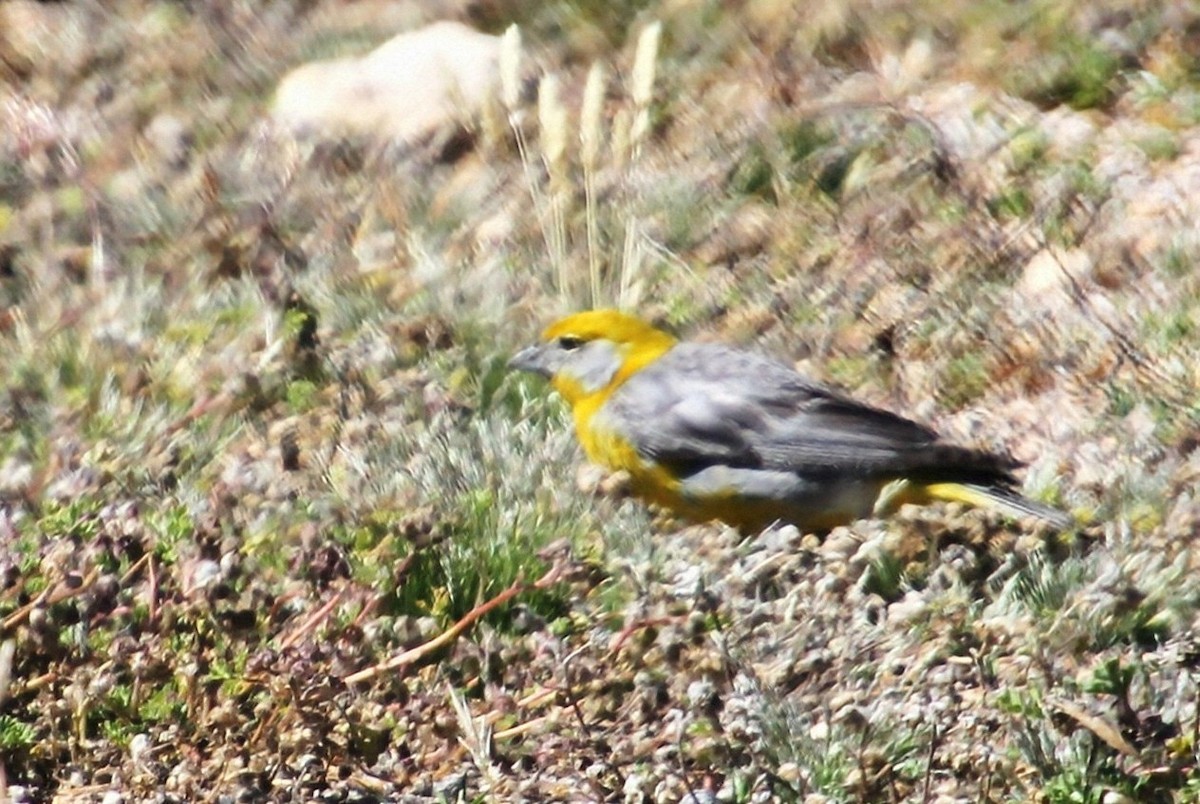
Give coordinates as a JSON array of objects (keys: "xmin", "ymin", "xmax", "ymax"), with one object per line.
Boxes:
[{"xmin": 3, "ymin": 0, "xmax": 1200, "ymax": 801}]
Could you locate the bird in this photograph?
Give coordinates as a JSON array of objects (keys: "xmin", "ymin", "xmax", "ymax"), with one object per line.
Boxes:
[{"xmin": 508, "ymin": 309, "xmax": 1072, "ymax": 533}]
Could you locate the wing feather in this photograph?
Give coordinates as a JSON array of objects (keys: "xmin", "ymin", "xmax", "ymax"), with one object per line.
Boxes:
[{"xmin": 603, "ymin": 343, "xmax": 1015, "ymax": 482}]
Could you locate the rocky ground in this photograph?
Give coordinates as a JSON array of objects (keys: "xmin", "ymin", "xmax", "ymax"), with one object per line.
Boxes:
[{"xmin": 2, "ymin": 0, "xmax": 1200, "ymax": 801}]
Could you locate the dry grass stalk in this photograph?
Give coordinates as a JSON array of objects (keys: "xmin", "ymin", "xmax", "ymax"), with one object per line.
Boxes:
[
  {"xmin": 580, "ymin": 62, "xmax": 607, "ymax": 307},
  {"xmin": 449, "ymin": 685, "xmax": 505, "ymax": 796},
  {"xmin": 539, "ymin": 72, "xmax": 570, "ymax": 297},
  {"xmin": 629, "ymin": 21, "xmax": 661, "ymax": 157}
]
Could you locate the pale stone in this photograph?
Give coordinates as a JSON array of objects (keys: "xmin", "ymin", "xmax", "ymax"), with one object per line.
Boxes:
[
  {"xmin": 273, "ymin": 21, "xmax": 501, "ymax": 144},
  {"xmin": 143, "ymin": 113, "xmax": 191, "ymax": 168},
  {"xmin": 1040, "ymin": 107, "xmax": 1098, "ymax": 158},
  {"xmin": 1019, "ymin": 247, "xmax": 1093, "ymax": 299},
  {"xmin": 0, "ymin": 1, "xmax": 92, "ymax": 78}
]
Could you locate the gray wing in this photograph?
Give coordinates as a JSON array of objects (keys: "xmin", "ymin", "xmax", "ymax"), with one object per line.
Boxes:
[{"xmin": 603, "ymin": 343, "xmax": 1013, "ymax": 481}]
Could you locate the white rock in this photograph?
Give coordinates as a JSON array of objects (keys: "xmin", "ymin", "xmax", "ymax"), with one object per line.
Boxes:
[
  {"xmin": 273, "ymin": 21, "xmax": 501, "ymax": 144},
  {"xmin": 1018, "ymin": 247, "xmax": 1093, "ymax": 300},
  {"xmin": 1039, "ymin": 107, "xmax": 1098, "ymax": 158},
  {"xmin": 0, "ymin": 1, "xmax": 92, "ymax": 77},
  {"xmin": 129, "ymin": 733, "xmax": 151, "ymax": 763},
  {"xmin": 186, "ymin": 559, "xmax": 222, "ymax": 594},
  {"xmin": 887, "ymin": 590, "xmax": 928, "ymax": 625},
  {"xmin": 143, "ymin": 114, "xmax": 190, "ymax": 167}
]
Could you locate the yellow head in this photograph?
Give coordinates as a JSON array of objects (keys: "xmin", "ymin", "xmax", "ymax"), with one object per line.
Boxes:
[{"xmin": 508, "ymin": 310, "xmax": 677, "ymax": 405}]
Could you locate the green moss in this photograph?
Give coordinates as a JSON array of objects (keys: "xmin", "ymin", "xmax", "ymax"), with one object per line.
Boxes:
[
  {"xmin": 728, "ymin": 143, "xmax": 776, "ymax": 202},
  {"xmin": 285, "ymin": 378, "xmax": 319, "ymax": 413},
  {"xmin": 940, "ymin": 352, "xmax": 990, "ymax": 408},
  {"xmin": 988, "ymin": 187, "xmax": 1034, "ymax": 220},
  {"xmin": 824, "ymin": 354, "xmax": 876, "ymax": 391},
  {"xmin": 1012, "ymin": 36, "xmax": 1122, "ymax": 110},
  {"xmin": 861, "ymin": 552, "xmax": 906, "ymax": 602},
  {"xmin": 147, "ymin": 504, "xmax": 194, "ymax": 565},
  {"xmin": 1162, "ymin": 244, "xmax": 1195, "ymax": 278},
  {"xmin": 37, "ymin": 498, "xmax": 103, "ymax": 540},
  {"xmin": 1136, "ymin": 131, "xmax": 1180, "ymax": 162},
  {"xmin": 0, "ymin": 715, "xmax": 35, "ymax": 751},
  {"xmin": 138, "ymin": 684, "xmax": 186, "ymax": 724},
  {"xmin": 1009, "ymin": 128, "xmax": 1050, "ymax": 173}
]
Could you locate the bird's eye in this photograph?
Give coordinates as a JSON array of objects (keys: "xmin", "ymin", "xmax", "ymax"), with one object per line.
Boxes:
[{"xmin": 556, "ymin": 335, "xmax": 585, "ymax": 351}]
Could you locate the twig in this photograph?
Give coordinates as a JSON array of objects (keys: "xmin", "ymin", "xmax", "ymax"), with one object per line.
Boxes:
[
  {"xmin": 921, "ymin": 722, "xmax": 939, "ymax": 803},
  {"xmin": 118, "ymin": 553, "xmax": 159, "ymax": 625},
  {"xmin": 493, "ymin": 713, "xmax": 555, "ymax": 741},
  {"xmin": 147, "ymin": 553, "xmax": 159, "ymax": 624},
  {"xmin": 165, "ymin": 391, "xmax": 234, "ymax": 436},
  {"xmin": 345, "ymin": 574, "xmax": 546, "ymax": 686},
  {"xmin": 248, "ymin": 703, "xmax": 282, "ymax": 750},
  {"xmin": 349, "ymin": 592, "xmax": 382, "ymax": 630},
  {"xmin": 118, "ymin": 553, "xmax": 150, "ymax": 585},
  {"xmin": 266, "ymin": 589, "xmax": 304, "ymax": 624},
  {"xmin": 345, "ymin": 561, "xmax": 564, "ymax": 685},
  {"xmin": 516, "ymin": 685, "xmax": 559, "ymax": 709},
  {"xmin": 488, "ymin": 684, "xmax": 573, "ymax": 740},
  {"xmin": 19, "ymin": 672, "xmax": 56, "ymax": 693},
  {"xmin": 607, "ymin": 615, "xmax": 681, "ymax": 654},
  {"xmin": 277, "ymin": 586, "xmax": 347, "ymax": 651},
  {"xmin": 1, "ymin": 568, "xmax": 99, "ymax": 633}
]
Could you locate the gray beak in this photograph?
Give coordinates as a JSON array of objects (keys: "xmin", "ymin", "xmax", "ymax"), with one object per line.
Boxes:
[{"xmin": 507, "ymin": 345, "xmax": 550, "ymax": 377}]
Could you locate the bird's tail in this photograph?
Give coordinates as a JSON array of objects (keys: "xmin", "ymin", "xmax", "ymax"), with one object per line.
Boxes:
[{"xmin": 922, "ymin": 482, "xmax": 1074, "ymax": 530}]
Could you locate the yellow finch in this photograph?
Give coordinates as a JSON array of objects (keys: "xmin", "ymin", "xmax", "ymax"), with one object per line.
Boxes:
[{"xmin": 509, "ymin": 310, "xmax": 1071, "ymax": 532}]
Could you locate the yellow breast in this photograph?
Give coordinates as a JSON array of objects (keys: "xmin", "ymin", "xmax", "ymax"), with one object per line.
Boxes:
[{"xmin": 573, "ymin": 402, "xmax": 684, "ymax": 507}]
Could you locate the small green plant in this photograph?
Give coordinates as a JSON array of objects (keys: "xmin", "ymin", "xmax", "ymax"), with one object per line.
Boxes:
[
  {"xmin": 861, "ymin": 551, "xmax": 906, "ymax": 602},
  {"xmin": 1162, "ymin": 244, "xmax": 1195, "ymax": 279},
  {"xmin": 999, "ymin": 552, "xmax": 1088, "ymax": 619},
  {"xmin": 1082, "ymin": 656, "xmax": 1134, "ymax": 700},
  {"xmin": 997, "ymin": 685, "xmax": 1045, "ymax": 719},
  {"xmin": 1011, "ymin": 35, "xmax": 1121, "ymax": 110},
  {"xmin": 333, "ymin": 404, "xmax": 597, "ymax": 628},
  {"xmin": 729, "ymin": 143, "xmax": 777, "ymax": 202},
  {"xmin": 36, "ymin": 498, "xmax": 104, "ymax": 540},
  {"xmin": 1042, "ymin": 766, "xmax": 1105, "ymax": 804},
  {"xmin": 0, "ymin": 715, "xmax": 35, "ymax": 751},
  {"xmin": 138, "ymin": 684, "xmax": 186, "ymax": 724},
  {"xmin": 940, "ymin": 351, "xmax": 990, "ymax": 408},
  {"xmin": 1008, "ymin": 128, "xmax": 1050, "ymax": 173},
  {"xmin": 147, "ymin": 504, "xmax": 194, "ymax": 565},
  {"xmin": 285, "ymin": 378, "xmax": 320, "ymax": 412},
  {"xmin": 1136, "ymin": 131, "xmax": 1180, "ymax": 162},
  {"xmin": 988, "ymin": 187, "xmax": 1034, "ymax": 220},
  {"xmin": 100, "ymin": 716, "xmax": 134, "ymax": 748}
]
